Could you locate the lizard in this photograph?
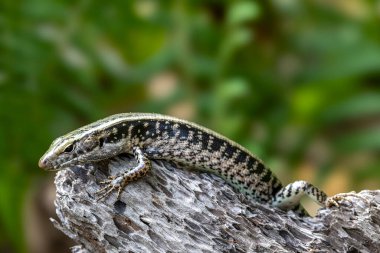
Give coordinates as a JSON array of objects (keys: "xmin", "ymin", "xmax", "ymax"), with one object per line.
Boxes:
[{"xmin": 38, "ymin": 112, "xmax": 328, "ymax": 215}]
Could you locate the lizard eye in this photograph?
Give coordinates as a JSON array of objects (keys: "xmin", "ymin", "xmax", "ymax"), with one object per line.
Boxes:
[{"xmin": 63, "ymin": 144, "xmax": 74, "ymax": 153}]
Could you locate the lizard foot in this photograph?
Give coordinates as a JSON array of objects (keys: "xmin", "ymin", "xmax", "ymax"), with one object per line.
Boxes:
[
  {"xmin": 96, "ymin": 175, "xmax": 126, "ymax": 201},
  {"xmin": 326, "ymin": 192, "xmax": 365, "ymax": 208},
  {"xmin": 326, "ymin": 196, "xmax": 340, "ymax": 208}
]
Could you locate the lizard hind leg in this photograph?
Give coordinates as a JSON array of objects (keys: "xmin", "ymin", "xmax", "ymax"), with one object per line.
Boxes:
[
  {"xmin": 270, "ymin": 180, "xmax": 328, "ymax": 214},
  {"xmin": 96, "ymin": 147, "xmax": 151, "ymax": 201}
]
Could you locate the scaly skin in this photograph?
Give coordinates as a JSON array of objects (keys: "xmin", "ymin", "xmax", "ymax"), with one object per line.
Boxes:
[{"xmin": 39, "ymin": 113, "xmax": 328, "ymax": 214}]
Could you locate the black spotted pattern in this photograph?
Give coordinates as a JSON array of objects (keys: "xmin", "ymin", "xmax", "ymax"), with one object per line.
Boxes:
[{"xmin": 112, "ymin": 118, "xmax": 283, "ymax": 203}]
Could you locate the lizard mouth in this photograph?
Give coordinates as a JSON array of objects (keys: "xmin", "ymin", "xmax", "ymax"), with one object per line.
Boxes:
[
  {"xmin": 48, "ymin": 167, "xmax": 63, "ymax": 172},
  {"xmin": 45, "ymin": 158, "xmax": 81, "ymax": 171},
  {"xmin": 44, "ymin": 157, "xmax": 106, "ymax": 171},
  {"xmin": 58, "ymin": 158, "xmax": 80, "ymax": 169}
]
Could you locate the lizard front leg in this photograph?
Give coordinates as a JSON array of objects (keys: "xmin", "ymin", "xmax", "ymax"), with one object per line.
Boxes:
[{"xmin": 96, "ymin": 147, "xmax": 151, "ymax": 200}]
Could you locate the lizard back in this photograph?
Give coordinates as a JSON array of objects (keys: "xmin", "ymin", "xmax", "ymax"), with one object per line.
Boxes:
[{"xmin": 99, "ymin": 113, "xmax": 283, "ymax": 203}]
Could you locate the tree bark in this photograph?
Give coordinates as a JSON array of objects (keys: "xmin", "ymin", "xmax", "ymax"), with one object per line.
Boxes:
[{"xmin": 52, "ymin": 154, "xmax": 380, "ymax": 253}]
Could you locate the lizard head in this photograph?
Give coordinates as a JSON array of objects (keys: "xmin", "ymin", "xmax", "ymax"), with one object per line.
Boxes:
[{"xmin": 38, "ymin": 119, "xmax": 127, "ymax": 171}]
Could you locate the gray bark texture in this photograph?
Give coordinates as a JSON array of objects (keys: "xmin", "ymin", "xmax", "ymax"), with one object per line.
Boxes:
[{"xmin": 52, "ymin": 155, "xmax": 380, "ymax": 253}]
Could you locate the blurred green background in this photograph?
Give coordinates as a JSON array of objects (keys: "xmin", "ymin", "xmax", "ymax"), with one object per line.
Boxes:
[{"xmin": 1, "ymin": 0, "xmax": 380, "ymax": 252}]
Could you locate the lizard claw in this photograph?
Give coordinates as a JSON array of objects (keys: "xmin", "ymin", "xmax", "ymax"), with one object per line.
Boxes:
[
  {"xmin": 326, "ymin": 196, "xmax": 340, "ymax": 208},
  {"xmin": 96, "ymin": 184, "xmax": 115, "ymax": 201},
  {"xmin": 326, "ymin": 192, "xmax": 361, "ymax": 208},
  {"xmin": 95, "ymin": 175, "xmax": 127, "ymax": 201},
  {"xmin": 98, "ymin": 176, "xmax": 116, "ymax": 185}
]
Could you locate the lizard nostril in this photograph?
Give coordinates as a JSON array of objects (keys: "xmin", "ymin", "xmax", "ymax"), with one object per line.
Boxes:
[{"xmin": 38, "ymin": 157, "xmax": 47, "ymax": 168}]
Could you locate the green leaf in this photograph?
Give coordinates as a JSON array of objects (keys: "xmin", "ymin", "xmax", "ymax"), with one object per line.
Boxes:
[
  {"xmin": 0, "ymin": 161, "xmax": 28, "ymax": 253},
  {"xmin": 227, "ymin": 1, "xmax": 260, "ymax": 26},
  {"xmin": 323, "ymin": 93, "xmax": 380, "ymax": 124},
  {"xmin": 216, "ymin": 78, "xmax": 250, "ymax": 101},
  {"xmin": 334, "ymin": 126, "xmax": 380, "ymax": 153}
]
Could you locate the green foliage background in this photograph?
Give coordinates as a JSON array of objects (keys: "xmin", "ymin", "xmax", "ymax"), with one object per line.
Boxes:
[{"xmin": 1, "ymin": 0, "xmax": 380, "ymax": 251}]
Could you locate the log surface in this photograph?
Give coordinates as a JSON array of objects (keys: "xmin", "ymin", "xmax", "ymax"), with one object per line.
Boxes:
[{"xmin": 51, "ymin": 155, "xmax": 380, "ymax": 253}]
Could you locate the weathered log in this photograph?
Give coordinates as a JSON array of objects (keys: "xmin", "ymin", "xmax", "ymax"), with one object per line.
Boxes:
[{"xmin": 51, "ymin": 155, "xmax": 380, "ymax": 253}]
